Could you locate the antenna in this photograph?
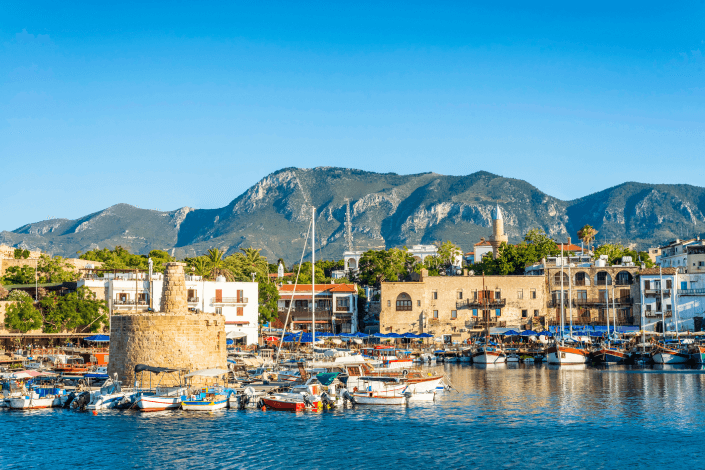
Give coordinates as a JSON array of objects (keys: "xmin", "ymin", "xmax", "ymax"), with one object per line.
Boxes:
[{"xmin": 344, "ymin": 198, "xmax": 353, "ymax": 251}]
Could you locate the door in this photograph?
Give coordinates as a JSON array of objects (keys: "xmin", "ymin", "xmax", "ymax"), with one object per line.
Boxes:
[{"xmin": 215, "ymin": 289, "xmax": 223, "ymax": 303}]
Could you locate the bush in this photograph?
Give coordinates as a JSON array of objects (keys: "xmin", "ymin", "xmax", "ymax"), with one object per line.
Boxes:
[
  {"xmin": 7, "ymin": 290, "xmax": 31, "ymax": 301},
  {"xmin": 0, "ymin": 285, "xmax": 8, "ymax": 300}
]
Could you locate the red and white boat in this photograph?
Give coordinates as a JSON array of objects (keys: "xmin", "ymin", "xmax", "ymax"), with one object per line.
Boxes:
[
  {"xmin": 652, "ymin": 346, "xmax": 689, "ymax": 364},
  {"xmin": 135, "ymin": 387, "xmax": 187, "ymax": 411},
  {"xmin": 546, "ymin": 345, "xmax": 589, "ymax": 364},
  {"xmin": 472, "ymin": 346, "xmax": 506, "ymax": 364},
  {"xmin": 262, "ymin": 394, "xmax": 322, "ymax": 411}
]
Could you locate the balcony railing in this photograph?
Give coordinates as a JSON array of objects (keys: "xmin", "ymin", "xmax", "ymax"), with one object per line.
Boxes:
[
  {"xmin": 114, "ymin": 300, "xmax": 148, "ymax": 306},
  {"xmin": 644, "ymin": 289, "xmax": 670, "ymax": 296},
  {"xmin": 456, "ymin": 298, "xmax": 507, "ymax": 309},
  {"xmin": 679, "ymin": 288, "xmax": 705, "ymax": 295},
  {"xmin": 465, "ymin": 320, "xmax": 507, "ymax": 328},
  {"xmin": 187, "ymin": 297, "xmax": 199, "ymax": 304},
  {"xmin": 335, "ymin": 306, "xmax": 352, "ymax": 313},
  {"xmin": 614, "ymin": 280, "xmax": 634, "ymax": 286},
  {"xmin": 573, "ymin": 297, "xmax": 633, "ymax": 306},
  {"xmin": 645, "ymin": 310, "xmax": 672, "ymax": 317},
  {"xmin": 212, "ymin": 297, "xmax": 248, "ymax": 305}
]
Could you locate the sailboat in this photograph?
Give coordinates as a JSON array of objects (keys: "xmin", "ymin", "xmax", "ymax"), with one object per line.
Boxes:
[
  {"xmin": 547, "ymin": 248, "xmax": 589, "ymax": 365},
  {"xmin": 471, "ymin": 274, "xmax": 506, "ymax": 364},
  {"xmin": 594, "ymin": 287, "xmax": 626, "ymax": 364},
  {"xmin": 652, "ymin": 268, "xmax": 688, "ymax": 364}
]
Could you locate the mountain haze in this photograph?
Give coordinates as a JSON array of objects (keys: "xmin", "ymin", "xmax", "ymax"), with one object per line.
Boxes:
[{"xmin": 3, "ymin": 168, "xmax": 705, "ymax": 263}]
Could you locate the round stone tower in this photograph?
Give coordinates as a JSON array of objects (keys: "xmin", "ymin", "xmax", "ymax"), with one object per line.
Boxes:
[
  {"xmin": 489, "ymin": 204, "xmax": 508, "ymax": 259},
  {"xmin": 108, "ymin": 262, "xmax": 226, "ymax": 386}
]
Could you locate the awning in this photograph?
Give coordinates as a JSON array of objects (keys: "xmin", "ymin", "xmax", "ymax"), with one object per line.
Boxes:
[
  {"xmin": 184, "ymin": 368, "xmax": 229, "ymax": 378},
  {"xmin": 134, "ymin": 364, "xmax": 180, "ymax": 374},
  {"xmin": 84, "ymin": 334, "xmax": 110, "ymax": 342},
  {"xmin": 226, "ymin": 331, "xmax": 247, "ymax": 339}
]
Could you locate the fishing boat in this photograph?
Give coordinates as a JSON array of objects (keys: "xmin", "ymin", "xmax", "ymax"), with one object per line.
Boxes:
[
  {"xmin": 180, "ymin": 368, "xmax": 231, "ymax": 411},
  {"xmin": 652, "ymin": 345, "xmax": 690, "ymax": 364},
  {"xmin": 594, "ymin": 347, "xmax": 626, "ymax": 364},
  {"xmin": 352, "ymin": 390, "xmax": 409, "ymax": 405},
  {"xmin": 133, "ymin": 364, "xmax": 186, "ymax": 411},
  {"xmin": 472, "ymin": 346, "xmax": 506, "ymax": 364},
  {"xmin": 689, "ymin": 345, "xmax": 705, "ymax": 364},
  {"xmin": 546, "ymin": 344, "xmax": 589, "ymax": 364}
]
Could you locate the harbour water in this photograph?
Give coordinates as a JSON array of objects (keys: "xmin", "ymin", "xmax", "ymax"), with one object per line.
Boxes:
[{"xmin": 3, "ymin": 364, "xmax": 705, "ymax": 469}]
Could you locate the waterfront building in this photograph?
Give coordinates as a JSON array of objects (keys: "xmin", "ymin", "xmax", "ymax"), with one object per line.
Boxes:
[
  {"xmin": 657, "ymin": 238, "xmax": 699, "ymax": 268},
  {"xmin": 79, "ymin": 272, "xmax": 258, "ymax": 344},
  {"xmin": 276, "ymin": 283, "xmax": 358, "ymax": 334},
  {"xmin": 634, "ymin": 267, "xmax": 705, "ymax": 332},
  {"xmin": 379, "ymin": 269, "xmax": 546, "ymax": 342}
]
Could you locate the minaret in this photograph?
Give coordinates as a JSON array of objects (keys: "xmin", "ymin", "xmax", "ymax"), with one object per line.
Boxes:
[{"xmin": 489, "ymin": 204, "xmax": 508, "ymax": 259}]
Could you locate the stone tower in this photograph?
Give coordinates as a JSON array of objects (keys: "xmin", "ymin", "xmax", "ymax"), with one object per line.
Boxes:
[
  {"xmin": 489, "ymin": 204, "xmax": 508, "ymax": 259},
  {"xmin": 108, "ymin": 262, "xmax": 226, "ymax": 386}
]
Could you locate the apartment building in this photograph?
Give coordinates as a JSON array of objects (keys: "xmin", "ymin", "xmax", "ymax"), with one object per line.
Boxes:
[{"xmin": 277, "ymin": 283, "xmax": 358, "ymax": 334}]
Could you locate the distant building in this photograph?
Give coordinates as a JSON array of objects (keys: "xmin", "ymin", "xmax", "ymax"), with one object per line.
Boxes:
[
  {"xmin": 276, "ymin": 283, "xmax": 358, "ymax": 334},
  {"xmin": 488, "ymin": 205, "xmax": 508, "ymax": 259},
  {"xmin": 658, "ymin": 238, "xmax": 699, "ymax": 269},
  {"xmin": 79, "ymin": 272, "xmax": 259, "ymax": 344}
]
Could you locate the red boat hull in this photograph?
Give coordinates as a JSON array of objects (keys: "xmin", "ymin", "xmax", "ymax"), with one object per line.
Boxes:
[{"xmin": 262, "ymin": 397, "xmax": 320, "ymax": 412}]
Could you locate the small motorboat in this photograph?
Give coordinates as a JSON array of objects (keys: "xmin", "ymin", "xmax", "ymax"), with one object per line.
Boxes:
[
  {"xmin": 351, "ymin": 390, "xmax": 409, "ymax": 406},
  {"xmin": 506, "ymin": 354, "xmax": 521, "ymax": 363},
  {"xmin": 180, "ymin": 368, "xmax": 231, "ymax": 411},
  {"xmin": 133, "ymin": 364, "xmax": 187, "ymax": 411},
  {"xmin": 262, "ymin": 393, "xmax": 322, "ymax": 411}
]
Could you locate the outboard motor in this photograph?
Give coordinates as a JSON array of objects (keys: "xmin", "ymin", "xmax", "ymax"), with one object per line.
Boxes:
[
  {"xmin": 302, "ymin": 393, "xmax": 313, "ymax": 408},
  {"xmin": 238, "ymin": 393, "xmax": 250, "ymax": 410},
  {"xmin": 73, "ymin": 392, "xmax": 91, "ymax": 411},
  {"xmin": 320, "ymin": 392, "xmax": 334, "ymax": 409},
  {"xmin": 63, "ymin": 391, "xmax": 76, "ymax": 409},
  {"xmin": 342, "ymin": 390, "xmax": 356, "ymax": 406}
]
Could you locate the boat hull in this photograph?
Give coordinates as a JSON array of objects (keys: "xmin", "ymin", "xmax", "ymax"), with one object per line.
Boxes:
[
  {"xmin": 546, "ymin": 346, "xmax": 588, "ymax": 364},
  {"xmin": 262, "ymin": 396, "xmax": 321, "ymax": 411},
  {"xmin": 472, "ymin": 351, "xmax": 506, "ymax": 364},
  {"xmin": 136, "ymin": 395, "xmax": 182, "ymax": 411},
  {"xmin": 352, "ymin": 393, "xmax": 408, "ymax": 405},
  {"xmin": 690, "ymin": 347, "xmax": 705, "ymax": 364},
  {"xmin": 652, "ymin": 351, "xmax": 689, "ymax": 364},
  {"xmin": 181, "ymin": 396, "xmax": 229, "ymax": 411},
  {"xmin": 8, "ymin": 397, "xmax": 56, "ymax": 410}
]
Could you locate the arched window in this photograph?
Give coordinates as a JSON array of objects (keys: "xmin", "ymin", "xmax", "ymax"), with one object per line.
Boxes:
[
  {"xmin": 396, "ymin": 293, "xmax": 412, "ymax": 311},
  {"xmin": 574, "ymin": 272, "xmax": 590, "ymax": 287},
  {"xmin": 554, "ymin": 272, "xmax": 569, "ymax": 285},
  {"xmin": 615, "ymin": 271, "xmax": 633, "ymax": 286},
  {"xmin": 596, "ymin": 271, "xmax": 612, "ymax": 286},
  {"xmin": 347, "ymin": 258, "xmax": 357, "ymax": 269}
]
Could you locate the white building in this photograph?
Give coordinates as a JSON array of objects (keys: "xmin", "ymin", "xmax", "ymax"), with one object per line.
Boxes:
[
  {"xmin": 637, "ymin": 268, "xmax": 705, "ymax": 332},
  {"xmin": 657, "ymin": 238, "xmax": 698, "ymax": 269},
  {"xmin": 79, "ymin": 272, "xmax": 259, "ymax": 345}
]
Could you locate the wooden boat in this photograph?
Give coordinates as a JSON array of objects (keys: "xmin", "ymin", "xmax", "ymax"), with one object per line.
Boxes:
[
  {"xmin": 472, "ymin": 346, "xmax": 506, "ymax": 364},
  {"xmin": 135, "ymin": 387, "xmax": 186, "ymax": 411},
  {"xmin": 546, "ymin": 345, "xmax": 589, "ymax": 364},
  {"xmin": 652, "ymin": 345, "xmax": 689, "ymax": 364},
  {"xmin": 594, "ymin": 347, "xmax": 626, "ymax": 364},
  {"xmin": 262, "ymin": 393, "xmax": 322, "ymax": 411},
  {"xmin": 181, "ymin": 368, "xmax": 231, "ymax": 411}
]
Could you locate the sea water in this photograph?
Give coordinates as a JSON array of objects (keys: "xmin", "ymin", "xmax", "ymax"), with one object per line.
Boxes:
[{"xmin": 2, "ymin": 364, "xmax": 705, "ymax": 469}]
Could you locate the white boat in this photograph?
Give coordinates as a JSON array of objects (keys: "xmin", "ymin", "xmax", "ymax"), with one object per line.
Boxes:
[
  {"xmin": 8, "ymin": 394, "xmax": 56, "ymax": 410},
  {"xmin": 352, "ymin": 391, "xmax": 409, "ymax": 405},
  {"xmin": 135, "ymin": 387, "xmax": 186, "ymax": 411},
  {"xmin": 506, "ymin": 354, "xmax": 520, "ymax": 363},
  {"xmin": 472, "ymin": 346, "xmax": 506, "ymax": 364},
  {"xmin": 86, "ymin": 376, "xmax": 131, "ymax": 410},
  {"xmin": 181, "ymin": 368, "xmax": 231, "ymax": 411},
  {"xmin": 652, "ymin": 346, "xmax": 689, "ymax": 364},
  {"xmin": 546, "ymin": 345, "xmax": 589, "ymax": 364}
]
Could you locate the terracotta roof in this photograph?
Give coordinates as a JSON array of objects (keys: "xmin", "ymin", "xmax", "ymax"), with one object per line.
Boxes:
[
  {"xmin": 557, "ymin": 243, "xmax": 584, "ymax": 251},
  {"xmin": 474, "ymin": 241, "xmax": 492, "ymax": 246},
  {"xmin": 277, "ymin": 283, "xmax": 356, "ymax": 294},
  {"xmin": 465, "ymin": 252, "xmax": 474, "ymax": 256},
  {"xmin": 638, "ymin": 268, "xmax": 678, "ymax": 275}
]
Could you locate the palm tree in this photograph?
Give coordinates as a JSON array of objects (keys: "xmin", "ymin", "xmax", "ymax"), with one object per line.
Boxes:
[
  {"xmin": 206, "ymin": 248, "xmax": 234, "ymax": 281},
  {"xmin": 191, "ymin": 257, "xmax": 211, "ymax": 278},
  {"xmin": 577, "ymin": 225, "xmax": 598, "ymax": 252},
  {"xmin": 240, "ymin": 247, "xmax": 268, "ymax": 275}
]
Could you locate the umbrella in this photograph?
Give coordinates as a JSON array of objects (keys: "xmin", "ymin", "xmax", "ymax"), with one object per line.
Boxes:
[
  {"xmin": 386, "ymin": 333, "xmax": 402, "ymax": 338},
  {"xmin": 417, "ymin": 333, "xmax": 433, "ymax": 338},
  {"xmin": 520, "ymin": 330, "xmax": 539, "ymax": 336},
  {"xmin": 371, "ymin": 333, "xmax": 388, "ymax": 338},
  {"xmin": 401, "ymin": 333, "xmax": 419, "ymax": 338},
  {"xmin": 503, "ymin": 330, "xmax": 521, "ymax": 336},
  {"xmin": 537, "ymin": 330, "xmax": 553, "ymax": 337},
  {"xmin": 84, "ymin": 334, "xmax": 109, "ymax": 342},
  {"xmin": 226, "ymin": 331, "xmax": 247, "ymax": 339}
]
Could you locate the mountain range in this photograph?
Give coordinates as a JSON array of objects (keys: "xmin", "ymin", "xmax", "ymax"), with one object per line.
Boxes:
[{"xmin": 2, "ymin": 167, "xmax": 705, "ymax": 263}]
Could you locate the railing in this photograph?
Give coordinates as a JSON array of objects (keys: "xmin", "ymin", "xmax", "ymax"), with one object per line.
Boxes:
[
  {"xmin": 456, "ymin": 298, "xmax": 507, "ymax": 309},
  {"xmin": 645, "ymin": 310, "xmax": 672, "ymax": 317},
  {"xmin": 465, "ymin": 320, "xmax": 507, "ymax": 328},
  {"xmin": 212, "ymin": 297, "xmax": 248, "ymax": 305},
  {"xmin": 595, "ymin": 280, "xmax": 612, "ymax": 286},
  {"xmin": 679, "ymin": 288, "xmax": 705, "ymax": 295},
  {"xmin": 335, "ymin": 306, "xmax": 351, "ymax": 313},
  {"xmin": 614, "ymin": 280, "xmax": 633, "ymax": 286},
  {"xmin": 644, "ymin": 289, "xmax": 670, "ymax": 296},
  {"xmin": 572, "ymin": 297, "xmax": 633, "ymax": 306},
  {"xmin": 547, "ymin": 299, "xmax": 570, "ymax": 308},
  {"xmin": 396, "ymin": 306, "xmax": 412, "ymax": 311},
  {"xmin": 187, "ymin": 297, "xmax": 199, "ymax": 303},
  {"xmin": 114, "ymin": 300, "xmax": 148, "ymax": 306},
  {"xmin": 278, "ymin": 307, "xmax": 333, "ymax": 315}
]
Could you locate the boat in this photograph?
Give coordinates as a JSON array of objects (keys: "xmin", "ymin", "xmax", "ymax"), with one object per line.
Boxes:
[
  {"xmin": 352, "ymin": 390, "xmax": 409, "ymax": 405},
  {"xmin": 652, "ymin": 345, "xmax": 690, "ymax": 364},
  {"xmin": 262, "ymin": 393, "xmax": 322, "ymax": 411},
  {"xmin": 522, "ymin": 356, "xmax": 535, "ymax": 363},
  {"xmin": 472, "ymin": 346, "xmax": 506, "ymax": 364},
  {"xmin": 180, "ymin": 368, "xmax": 231, "ymax": 411},
  {"xmin": 360, "ymin": 346, "xmax": 414, "ymax": 369},
  {"xmin": 594, "ymin": 347, "xmax": 626, "ymax": 364},
  {"xmin": 133, "ymin": 364, "xmax": 186, "ymax": 411},
  {"xmin": 506, "ymin": 353, "xmax": 520, "ymax": 363},
  {"xmin": 689, "ymin": 345, "xmax": 705, "ymax": 364},
  {"xmin": 86, "ymin": 375, "xmax": 132, "ymax": 410},
  {"xmin": 546, "ymin": 344, "xmax": 589, "ymax": 364}
]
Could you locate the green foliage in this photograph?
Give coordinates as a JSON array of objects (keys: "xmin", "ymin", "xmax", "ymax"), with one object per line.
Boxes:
[
  {"xmin": 39, "ymin": 286, "xmax": 108, "ymax": 333},
  {"xmin": 593, "ymin": 243, "xmax": 654, "ymax": 268},
  {"xmin": 80, "ymin": 246, "xmax": 149, "ymax": 271},
  {"xmin": 147, "ymin": 250, "xmax": 176, "ymax": 272},
  {"xmin": 4, "ymin": 297, "xmax": 42, "ymax": 333},
  {"xmin": 14, "ymin": 248, "xmax": 30, "ymax": 259},
  {"xmin": 577, "ymin": 224, "xmax": 598, "ymax": 250},
  {"xmin": 357, "ymin": 248, "xmax": 417, "ymax": 287},
  {"xmin": 37, "ymin": 255, "xmax": 79, "ymax": 283},
  {"xmin": 257, "ymin": 275, "xmax": 280, "ymax": 325},
  {"xmin": 473, "ymin": 229, "xmax": 562, "ymax": 275},
  {"xmin": 1, "ymin": 265, "xmax": 37, "ymax": 285},
  {"xmin": 7, "ymin": 290, "xmax": 31, "ymax": 301}
]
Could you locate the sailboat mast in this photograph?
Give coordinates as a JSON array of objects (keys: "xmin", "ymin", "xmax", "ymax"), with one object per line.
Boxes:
[
  {"xmin": 606, "ymin": 285, "xmax": 611, "ymax": 348},
  {"xmin": 560, "ymin": 245, "xmax": 565, "ymax": 346},
  {"xmin": 612, "ymin": 285, "xmax": 617, "ymax": 343},
  {"xmin": 312, "ymin": 206, "xmax": 316, "ymax": 346},
  {"xmin": 660, "ymin": 266, "xmax": 665, "ymax": 343},
  {"xmin": 568, "ymin": 259, "xmax": 573, "ymax": 339}
]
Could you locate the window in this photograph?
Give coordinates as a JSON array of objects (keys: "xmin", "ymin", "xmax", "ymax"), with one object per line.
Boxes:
[
  {"xmin": 575, "ymin": 272, "xmax": 588, "ymax": 286},
  {"xmin": 284, "ymin": 300, "xmax": 290, "ymax": 308},
  {"xmin": 473, "ymin": 290, "xmax": 478, "ymax": 300},
  {"xmin": 534, "ymin": 309, "xmax": 539, "ymax": 316},
  {"xmin": 295, "ymin": 300, "xmax": 308, "ymax": 308},
  {"xmin": 387, "ymin": 300, "xmax": 391, "ymax": 307},
  {"xmin": 522, "ymin": 310, "xmax": 528, "ymax": 318},
  {"xmin": 215, "ymin": 307, "xmax": 223, "ymax": 315},
  {"xmin": 495, "ymin": 290, "xmax": 501, "ymax": 299},
  {"xmin": 237, "ymin": 289, "xmax": 244, "ymax": 302},
  {"xmin": 517, "ymin": 289, "xmax": 523, "ymax": 300},
  {"xmin": 458, "ymin": 291, "xmax": 463, "ymax": 300},
  {"xmin": 137, "ymin": 293, "xmax": 146, "ymax": 303},
  {"xmin": 577, "ymin": 290, "xmax": 587, "ymax": 300},
  {"xmin": 531, "ymin": 289, "xmax": 536, "ymax": 299},
  {"xmin": 336, "ymin": 298, "xmax": 349, "ymax": 308},
  {"xmin": 644, "ymin": 280, "xmax": 651, "ymax": 290},
  {"xmin": 237, "ymin": 307, "xmax": 243, "ymax": 316},
  {"xmin": 666, "ymin": 279, "xmax": 672, "ymax": 290},
  {"xmin": 472, "ymin": 309, "xmax": 478, "ymax": 316},
  {"xmin": 495, "ymin": 309, "xmax": 501, "ymax": 317},
  {"xmin": 432, "ymin": 291, "xmax": 438, "ymax": 300},
  {"xmin": 417, "ymin": 300, "xmax": 421, "ymax": 307},
  {"xmin": 396, "ymin": 293, "xmax": 412, "ymax": 311},
  {"xmin": 451, "ymin": 310, "xmax": 457, "ymax": 319},
  {"xmin": 187, "ymin": 289, "xmax": 196, "ymax": 300},
  {"xmin": 433, "ymin": 310, "xmax": 439, "ymax": 319},
  {"xmin": 646, "ymin": 304, "xmax": 652, "ymax": 312}
]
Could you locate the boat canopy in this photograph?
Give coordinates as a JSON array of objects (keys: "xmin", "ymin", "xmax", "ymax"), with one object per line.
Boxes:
[
  {"xmin": 316, "ymin": 372, "xmax": 339, "ymax": 386},
  {"xmin": 359, "ymin": 376, "xmax": 401, "ymax": 383},
  {"xmin": 134, "ymin": 364, "xmax": 180, "ymax": 375},
  {"xmin": 184, "ymin": 368, "xmax": 229, "ymax": 378}
]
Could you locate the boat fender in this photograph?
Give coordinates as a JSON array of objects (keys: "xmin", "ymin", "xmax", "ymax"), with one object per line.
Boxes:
[{"xmin": 353, "ymin": 387, "xmax": 358, "ymax": 392}]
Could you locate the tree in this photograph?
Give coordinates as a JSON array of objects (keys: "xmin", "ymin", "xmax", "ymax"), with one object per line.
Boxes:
[
  {"xmin": 357, "ymin": 248, "xmax": 418, "ymax": 287},
  {"xmin": 473, "ymin": 229, "xmax": 562, "ymax": 275},
  {"xmin": 14, "ymin": 248, "xmax": 30, "ymax": 259},
  {"xmin": 80, "ymin": 246, "xmax": 149, "ymax": 271},
  {"xmin": 39, "ymin": 286, "xmax": 108, "ymax": 333},
  {"xmin": 435, "ymin": 241, "xmax": 463, "ymax": 271},
  {"xmin": 37, "ymin": 255, "xmax": 79, "ymax": 283},
  {"xmin": 593, "ymin": 243, "xmax": 654, "ymax": 268},
  {"xmin": 578, "ymin": 225, "xmax": 598, "ymax": 251},
  {"xmin": 1, "ymin": 265, "xmax": 36, "ymax": 285},
  {"xmin": 184, "ymin": 256, "xmax": 211, "ymax": 278},
  {"xmin": 206, "ymin": 248, "xmax": 234, "ymax": 281},
  {"xmin": 4, "ymin": 297, "xmax": 42, "ymax": 333},
  {"xmin": 257, "ymin": 275, "xmax": 280, "ymax": 325},
  {"xmin": 147, "ymin": 250, "xmax": 176, "ymax": 272}
]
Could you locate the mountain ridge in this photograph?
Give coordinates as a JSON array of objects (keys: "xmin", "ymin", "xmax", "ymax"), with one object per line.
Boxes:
[{"xmin": 2, "ymin": 167, "xmax": 704, "ymax": 263}]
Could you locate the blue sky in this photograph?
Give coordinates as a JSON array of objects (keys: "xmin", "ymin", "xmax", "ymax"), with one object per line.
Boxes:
[{"xmin": 1, "ymin": 2, "xmax": 704, "ymax": 231}]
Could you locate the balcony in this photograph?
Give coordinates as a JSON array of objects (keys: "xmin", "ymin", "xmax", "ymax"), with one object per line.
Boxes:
[
  {"xmin": 573, "ymin": 297, "xmax": 633, "ymax": 306},
  {"xmin": 547, "ymin": 299, "xmax": 570, "ymax": 308},
  {"xmin": 335, "ymin": 306, "xmax": 352, "ymax": 313},
  {"xmin": 614, "ymin": 280, "xmax": 634, "ymax": 286},
  {"xmin": 456, "ymin": 298, "xmax": 507, "ymax": 309},
  {"xmin": 645, "ymin": 310, "xmax": 672, "ymax": 318},
  {"xmin": 114, "ymin": 300, "xmax": 148, "ymax": 307},
  {"xmin": 644, "ymin": 289, "xmax": 670, "ymax": 296},
  {"xmin": 678, "ymin": 288, "xmax": 705, "ymax": 296},
  {"xmin": 212, "ymin": 297, "xmax": 248, "ymax": 306},
  {"xmin": 465, "ymin": 320, "xmax": 507, "ymax": 329},
  {"xmin": 187, "ymin": 297, "xmax": 199, "ymax": 304}
]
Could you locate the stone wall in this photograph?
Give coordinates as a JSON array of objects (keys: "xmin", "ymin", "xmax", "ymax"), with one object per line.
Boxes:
[
  {"xmin": 0, "ymin": 300, "xmax": 44, "ymax": 335},
  {"xmin": 0, "ymin": 257, "xmax": 103, "ymax": 277},
  {"xmin": 380, "ymin": 272, "xmax": 547, "ymax": 342},
  {"xmin": 108, "ymin": 262, "xmax": 226, "ymax": 386},
  {"xmin": 0, "ymin": 245, "xmax": 41, "ymax": 260},
  {"xmin": 108, "ymin": 311, "xmax": 226, "ymax": 386}
]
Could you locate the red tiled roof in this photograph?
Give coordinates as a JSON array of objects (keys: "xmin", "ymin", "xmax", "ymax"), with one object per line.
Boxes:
[
  {"xmin": 474, "ymin": 241, "xmax": 492, "ymax": 246},
  {"xmin": 638, "ymin": 268, "xmax": 678, "ymax": 275},
  {"xmin": 465, "ymin": 252, "xmax": 475, "ymax": 256},
  {"xmin": 557, "ymin": 243, "xmax": 584, "ymax": 251}
]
